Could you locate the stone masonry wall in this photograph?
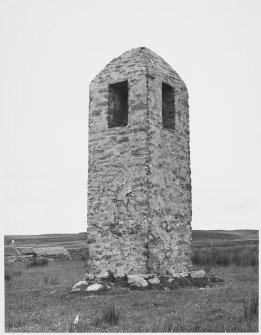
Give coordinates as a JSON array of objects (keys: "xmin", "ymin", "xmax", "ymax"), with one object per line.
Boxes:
[{"xmin": 87, "ymin": 47, "xmax": 192, "ymax": 276}]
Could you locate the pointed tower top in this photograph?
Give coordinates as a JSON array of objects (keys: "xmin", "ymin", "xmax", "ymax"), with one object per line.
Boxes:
[{"xmin": 91, "ymin": 47, "xmax": 185, "ymax": 88}]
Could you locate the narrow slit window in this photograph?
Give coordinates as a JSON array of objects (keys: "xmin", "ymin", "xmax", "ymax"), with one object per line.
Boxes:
[
  {"xmin": 108, "ymin": 81, "xmax": 128, "ymax": 128},
  {"xmin": 162, "ymin": 82, "xmax": 175, "ymax": 130}
]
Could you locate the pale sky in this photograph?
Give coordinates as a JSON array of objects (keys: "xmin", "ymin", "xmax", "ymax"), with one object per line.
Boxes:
[{"xmin": 0, "ymin": 0, "xmax": 260, "ymax": 234}]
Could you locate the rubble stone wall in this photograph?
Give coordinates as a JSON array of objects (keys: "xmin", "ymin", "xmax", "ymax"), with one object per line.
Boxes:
[{"xmin": 87, "ymin": 47, "xmax": 192, "ymax": 276}]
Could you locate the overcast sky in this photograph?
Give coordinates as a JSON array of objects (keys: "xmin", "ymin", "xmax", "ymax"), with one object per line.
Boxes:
[{"xmin": 1, "ymin": 0, "xmax": 260, "ymax": 235}]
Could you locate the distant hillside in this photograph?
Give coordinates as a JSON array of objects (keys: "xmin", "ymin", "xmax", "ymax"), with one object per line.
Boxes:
[
  {"xmin": 4, "ymin": 230, "xmax": 258, "ymax": 250},
  {"xmin": 192, "ymin": 230, "xmax": 259, "ymax": 247},
  {"xmin": 4, "ymin": 233, "xmax": 87, "ymax": 250}
]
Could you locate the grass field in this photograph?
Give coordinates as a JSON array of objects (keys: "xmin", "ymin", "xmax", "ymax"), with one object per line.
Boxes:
[{"xmin": 4, "ymin": 230, "xmax": 259, "ymax": 332}]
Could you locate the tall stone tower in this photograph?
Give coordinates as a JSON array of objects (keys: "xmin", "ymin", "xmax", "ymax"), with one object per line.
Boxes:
[{"xmin": 87, "ymin": 47, "xmax": 192, "ymax": 276}]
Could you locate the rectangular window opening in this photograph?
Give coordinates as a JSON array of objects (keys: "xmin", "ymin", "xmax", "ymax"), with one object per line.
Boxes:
[
  {"xmin": 162, "ymin": 82, "xmax": 175, "ymax": 130},
  {"xmin": 108, "ymin": 81, "xmax": 128, "ymax": 128}
]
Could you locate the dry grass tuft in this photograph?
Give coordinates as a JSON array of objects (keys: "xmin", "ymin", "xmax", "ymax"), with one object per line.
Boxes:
[
  {"xmin": 243, "ymin": 291, "xmax": 259, "ymax": 320},
  {"xmin": 5, "ymin": 271, "xmax": 12, "ymax": 282},
  {"xmin": 43, "ymin": 274, "xmax": 61, "ymax": 286},
  {"xmin": 5, "ymin": 269, "xmax": 22, "ymax": 283},
  {"xmin": 101, "ymin": 303, "xmax": 121, "ymax": 325}
]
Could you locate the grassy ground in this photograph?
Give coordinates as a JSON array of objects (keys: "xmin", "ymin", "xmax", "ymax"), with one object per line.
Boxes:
[
  {"xmin": 5, "ymin": 251, "xmax": 258, "ymax": 332},
  {"xmin": 192, "ymin": 244, "xmax": 258, "ymax": 266}
]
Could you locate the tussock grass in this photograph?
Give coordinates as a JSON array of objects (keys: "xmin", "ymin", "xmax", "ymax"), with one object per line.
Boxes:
[
  {"xmin": 27, "ymin": 257, "xmax": 49, "ymax": 268},
  {"xmin": 43, "ymin": 274, "xmax": 61, "ymax": 286},
  {"xmin": 91, "ymin": 303, "xmax": 121, "ymax": 329},
  {"xmin": 243, "ymin": 291, "xmax": 259, "ymax": 320},
  {"xmin": 192, "ymin": 245, "xmax": 258, "ymax": 266},
  {"xmin": 5, "ymin": 271, "xmax": 11, "ymax": 282},
  {"xmin": 5, "ymin": 269, "xmax": 22, "ymax": 283},
  {"xmin": 101, "ymin": 303, "xmax": 120, "ymax": 325}
]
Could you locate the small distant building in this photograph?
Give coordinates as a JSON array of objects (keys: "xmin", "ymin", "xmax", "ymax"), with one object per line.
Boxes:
[
  {"xmin": 16, "ymin": 247, "xmax": 36, "ymax": 256},
  {"xmin": 4, "ymin": 246, "xmax": 19, "ymax": 257},
  {"xmin": 33, "ymin": 247, "xmax": 71, "ymax": 259},
  {"xmin": 4, "ymin": 246, "xmax": 71, "ymax": 263}
]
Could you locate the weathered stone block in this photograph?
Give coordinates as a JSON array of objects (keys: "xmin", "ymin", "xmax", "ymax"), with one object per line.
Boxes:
[
  {"xmin": 86, "ymin": 283, "xmax": 104, "ymax": 292},
  {"xmin": 127, "ymin": 275, "xmax": 148, "ymax": 287},
  {"xmin": 190, "ymin": 270, "xmax": 206, "ymax": 278},
  {"xmin": 72, "ymin": 280, "xmax": 88, "ymax": 290},
  {"xmin": 148, "ymin": 277, "xmax": 160, "ymax": 284}
]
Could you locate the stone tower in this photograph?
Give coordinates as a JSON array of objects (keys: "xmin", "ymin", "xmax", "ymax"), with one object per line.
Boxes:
[{"xmin": 87, "ymin": 47, "xmax": 192, "ymax": 276}]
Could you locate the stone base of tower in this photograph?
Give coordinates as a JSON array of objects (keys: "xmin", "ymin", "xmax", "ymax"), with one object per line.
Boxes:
[
  {"xmin": 70, "ymin": 269, "xmax": 225, "ymax": 294},
  {"xmin": 87, "ymin": 230, "xmax": 192, "ymax": 277}
]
